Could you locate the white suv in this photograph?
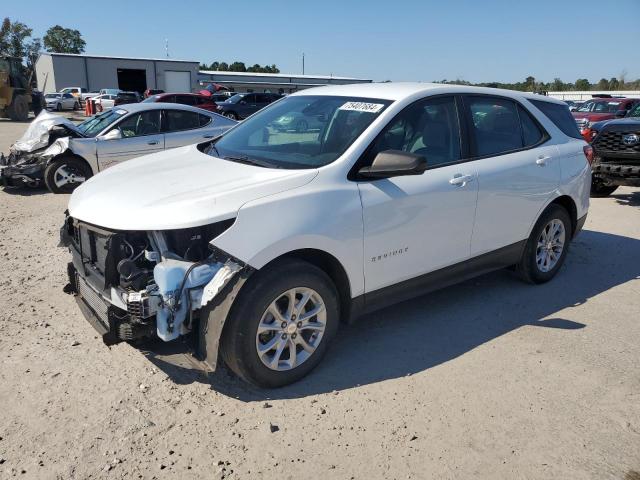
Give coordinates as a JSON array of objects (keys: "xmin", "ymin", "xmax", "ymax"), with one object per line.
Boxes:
[{"xmin": 61, "ymin": 83, "xmax": 592, "ymax": 387}]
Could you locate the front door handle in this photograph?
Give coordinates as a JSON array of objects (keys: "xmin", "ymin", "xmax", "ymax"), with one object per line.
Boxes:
[
  {"xmin": 536, "ymin": 155, "xmax": 551, "ymax": 166},
  {"xmin": 147, "ymin": 140, "xmax": 159, "ymax": 145},
  {"xmin": 202, "ymin": 134, "xmax": 215, "ymax": 139},
  {"xmin": 449, "ymin": 174, "xmax": 475, "ymax": 187}
]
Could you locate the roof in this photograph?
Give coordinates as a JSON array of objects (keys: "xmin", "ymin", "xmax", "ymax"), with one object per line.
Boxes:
[
  {"xmin": 288, "ymin": 82, "xmax": 568, "ymax": 105},
  {"xmin": 41, "ymin": 52, "xmax": 198, "ymax": 64},
  {"xmin": 199, "ymin": 70, "xmax": 369, "ymax": 81},
  {"xmin": 114, "ymin": 102, "xmax": 216, "ymax": 114}
]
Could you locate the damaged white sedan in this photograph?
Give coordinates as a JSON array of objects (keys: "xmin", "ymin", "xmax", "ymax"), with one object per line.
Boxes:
[
  {"xmin": 60, "ymin": 83, "xmax": 591, "ymax": 387},
  {"xmin": 1, "ymin": 104, "xmax": 236, "ymax": 193}
]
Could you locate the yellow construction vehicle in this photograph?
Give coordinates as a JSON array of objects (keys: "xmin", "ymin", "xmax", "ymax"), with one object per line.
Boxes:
[{"xmin": 0, "ymin": 56, "xmax": 42, "ymax": 121}]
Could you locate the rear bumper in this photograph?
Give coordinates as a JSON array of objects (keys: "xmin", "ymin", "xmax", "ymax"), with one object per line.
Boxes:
[{"xmin": 593, "ymin": 162, "xmax": 640, "ymax": 187}]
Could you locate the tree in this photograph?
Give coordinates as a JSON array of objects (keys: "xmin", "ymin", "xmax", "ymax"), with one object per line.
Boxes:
[
  {"xmin": 551, "ymin": 77, "xmax": 566, "ymax": 91},
  {"xmin": 43, "ymin": 25, "xmax": 85, "ymax": 54},
  {"xmin": 609, "ymin": 77, "xmax": 620, "ymax": 90},
  {"xmin": 228, "ymin": 61, "xmax": 246, "ymax": 72},
  {"xmin": 218, "ymin": 62, "xmax": 229, "ymax": 71},
  {"xmin": 596, "ymin": 78, "xmax": 610, "ymax": 90},
  {"xmin": 0, "ymin": 17, "xmax": 33, "ymax": 58},
  {"xmin": 24, "ymin": 37, "xmax": 41, "ymax": 82},
  {"xmin": 575, "ymin": 78, "xmax": 590, "ymax": 91},
  {"xmin": 525, "ymin": 76, "xmax": 536, "ymax": 91}
]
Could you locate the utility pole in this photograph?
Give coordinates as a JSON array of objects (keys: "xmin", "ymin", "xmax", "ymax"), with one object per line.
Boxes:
[
  {"xmin": 165, "ymin": 39, "xmax": 169, "ymax": 58},
  {"xmin": 302, "ymin": 52, "xmax": 305, "ymax": 75}
]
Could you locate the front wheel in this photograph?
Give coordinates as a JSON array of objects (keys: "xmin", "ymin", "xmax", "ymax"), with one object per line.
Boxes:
[
  {"xmin": 516, "ymin": 204, "xmax": 572, "ymax": 284},
  {"xmin": 44, "ymin": 156, "xmax": 92, "ymax": 194},
  {"xmin": 220, "ymin": 259, "xmax": 339, "ymax": 388}
]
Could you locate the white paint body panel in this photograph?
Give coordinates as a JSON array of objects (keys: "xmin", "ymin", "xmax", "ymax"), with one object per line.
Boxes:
[{"xmin": 68, "ymin": 82, "xmax": 591, "ymax": 301}]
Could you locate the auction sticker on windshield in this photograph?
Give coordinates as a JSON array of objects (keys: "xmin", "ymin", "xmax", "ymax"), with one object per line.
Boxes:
[{"xmin": 339, "ymin": 101, "xmax": 385, "ymax": 113}]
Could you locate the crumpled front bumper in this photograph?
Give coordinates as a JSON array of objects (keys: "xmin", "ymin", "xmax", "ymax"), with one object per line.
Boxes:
[{"xmin": 0, "ymin": 152, "xmax": 45, "ymax": 187}]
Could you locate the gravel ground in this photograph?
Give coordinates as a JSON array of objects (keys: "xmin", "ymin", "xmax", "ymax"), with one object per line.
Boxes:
[{"xmin": 1, "ymin": 116, "xmax": 639, "ymax": 480}]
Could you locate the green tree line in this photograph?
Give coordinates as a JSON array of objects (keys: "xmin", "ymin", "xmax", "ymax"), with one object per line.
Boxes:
[
  {"xmin": 200, "ymin": 61, "xmax": 280, "ymax": 74},
  {"xmin": 434, "ymin": 74, "xmax": 640, "ymax": 92}
]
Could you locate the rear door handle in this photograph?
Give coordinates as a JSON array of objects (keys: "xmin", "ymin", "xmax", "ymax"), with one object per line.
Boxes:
[
  {"xmin": 147, "ymin": 140, "xmax": 159, "ymax": 145},
  {"xmin": 203, "ymin": 134, "xmax": 215, "ymax": 139},
  {"xmin": 536, "ymin": 155, "xmax": 551, "ymax": 166},
  {"xmin": 449, "ymin": 174, "xmax": 475, "ymax": 187}
]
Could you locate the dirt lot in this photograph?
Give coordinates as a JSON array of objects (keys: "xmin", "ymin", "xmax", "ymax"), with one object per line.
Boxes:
[{"xmin": 1, "ymin": 116, "xmax": 639, "ymax": 480}]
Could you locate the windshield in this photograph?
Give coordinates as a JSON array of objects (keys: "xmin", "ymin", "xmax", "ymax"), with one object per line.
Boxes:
[
  {"xmin": 628, "ymin": 104, "xmax": 640, "ymax": 118},
  {"xmin": 76, "ymin": 109, "xmax": 126, "ymax": 137},
  {"xmin": 225, "ymin": 94, "xmax": 246, "ymax": 104},
  {"xmin": 210, "ymin": 95, "xmax": 392, "ymax": 169},
  {"xmin": 577, "ymin": 100, "xmax": 622, "ymax": 113}
]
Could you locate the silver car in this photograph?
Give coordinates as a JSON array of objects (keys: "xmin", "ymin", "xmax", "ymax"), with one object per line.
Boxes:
[
  {"xmin": 45, "ymin": 92, "xmax": 80, "ymax": 111},
  {"xmin": 1, "ymin": 103, "xmax": 237, "ymax": 193}
]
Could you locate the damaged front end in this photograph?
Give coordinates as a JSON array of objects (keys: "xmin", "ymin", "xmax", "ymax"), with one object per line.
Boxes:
[
  {"xmin": 60, "ymin": 214, "xmax": 253, "ymax": 370},
  {"xmin": 1, "ymin": 111, "xmax": 84, "ymax": 188}
]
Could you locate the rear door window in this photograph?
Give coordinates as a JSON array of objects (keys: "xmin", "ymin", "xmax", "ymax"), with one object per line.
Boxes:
[
  {"xmin": 530, "ymin": 99, "xmax": 582, "ymax": 140},
  {"xmin": 164, "ymin": 110, "xmax": 202, "ymax": 131},
  {"xmin": 467, "ymin": 97, "xmax": 523, "ymax": 156},
  {"xmin": 518, "ymin": 105, "xmax": 544, "ymax": 146}
]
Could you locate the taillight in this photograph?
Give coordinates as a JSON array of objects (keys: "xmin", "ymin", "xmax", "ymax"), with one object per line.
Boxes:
[{"xmin": 583, "ymin": 145, "xmax": 594, "ymax": 165}]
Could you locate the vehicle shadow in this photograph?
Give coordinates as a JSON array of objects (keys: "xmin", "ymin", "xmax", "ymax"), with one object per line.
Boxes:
[
  {"xmin": 613, "ymin": 190, "xmax": 640, "ymax": 207},
  {"xmin": 143, "ymin": 229, "xmax": 640, "ymax": 400},
  {"xmin": 1, "ymin": 186, "xmax": 50, "ymax": 196}
]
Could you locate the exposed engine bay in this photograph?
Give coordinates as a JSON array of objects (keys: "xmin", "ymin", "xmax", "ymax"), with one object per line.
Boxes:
[
  {"xmin": 60, "ymin": 215, "xmax": 247, "ymax": 356},
  {"xmin": 0, "ymin": 111, "xmax": 84, "ymax": 187}
]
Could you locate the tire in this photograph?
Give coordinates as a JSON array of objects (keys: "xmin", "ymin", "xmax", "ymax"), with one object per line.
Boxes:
[
  {"xmin": 224, "ymin": 112, "xmax": 238, "ymax": 120},
  {"xmin": 220, "ymin": 258, "xmax": 340, "ymax": 388},
  {"xmin": 73, "ymin": 101, "xmax": 80, "ymax": 111},
  {"xmin": 516, "ymin": 204, "xmax": 573, "ymax": 284},
  {"xmin": 590, "ymin": 181, "xmax": 618, "ymax": 198},
  {"xmin": 44, "ymin": 156, "xmax": 93, "ymax": 194},
  {"xmin": 56, "ymin": 103, "xmax": 62, "ymax": 112},
  {"xmin": 8, "ymin": 94, "xmax": 29, "ymax": 121}
]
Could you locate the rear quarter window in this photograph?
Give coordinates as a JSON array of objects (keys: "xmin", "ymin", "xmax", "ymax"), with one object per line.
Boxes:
[{"xmin": 530, "ymin": 99, "xmax": 582, "ymax": 140}]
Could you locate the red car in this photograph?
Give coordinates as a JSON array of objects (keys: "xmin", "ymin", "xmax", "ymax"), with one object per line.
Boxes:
[
  {"xmin": 573, "ymin": 97, "xmax": 640, "ymax": 142},
  {"xmin": 142, "ymin": 93, "xmax": 220, "ymax": 113}
]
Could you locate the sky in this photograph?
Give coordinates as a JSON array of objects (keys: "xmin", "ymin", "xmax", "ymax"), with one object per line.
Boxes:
[{"xmin": 5, "ymin": 0, "xmax": 640, "ymax": 84}]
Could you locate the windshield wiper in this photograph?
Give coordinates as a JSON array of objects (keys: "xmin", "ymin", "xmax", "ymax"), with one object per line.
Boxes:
[{"xmin": 223, "ymin": 155, "xmax": 278, "ymax": 168}]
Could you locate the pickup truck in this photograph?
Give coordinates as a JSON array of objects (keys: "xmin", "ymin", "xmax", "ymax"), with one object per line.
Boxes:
[
  {"xmin": 573, "ymin": 97, "xmax": 640, "ymax": 142},
  {"xmin": 589, "ymin": 102, "xmax": 640, "ymax": 196}
]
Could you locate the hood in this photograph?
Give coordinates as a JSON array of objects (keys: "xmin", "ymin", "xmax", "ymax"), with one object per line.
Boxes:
[
  {"xmin": 11, "ymin": 110, "xmax": 83, "ymax": 153},
  {"xmin": 68, "ymin": 144, "xmax": 318, "ymax": 231},
  {"xmin": 591, "ymin": 116, "xmax": 640, "ymax": 131}
]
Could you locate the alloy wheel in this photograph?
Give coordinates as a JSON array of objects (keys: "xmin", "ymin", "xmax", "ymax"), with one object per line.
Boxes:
[
  {"xmin": 53, "ymin": 164, "xmax": 86, "ymax": 189},
  {"xmin": 535, "ymin": 219, "xmax": 565, "ymax": 273},
  {"xmin": 255, "ymin": 287, "xmax": 326, "ymax": 371}
]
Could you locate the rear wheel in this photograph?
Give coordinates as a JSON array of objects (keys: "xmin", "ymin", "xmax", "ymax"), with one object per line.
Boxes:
[
  {"xmin": 8, "ymin": 94, "xmax": 29, "ymax": 121},
  {"xmin": 56, "ymin": 102, "xmax": 62, "ymax": 112},
  {"xmin": 44, "ymin": 156, "xmax": 92, "ymax": 194},
  {"xmin": 516, "ymin": 204, "xmax": 572, "ymax": 284},
  {"xmin": 73, "ymin": 101, "xmax": 80, "ymax": 111},
  {"xmin": 590, "ymin": 180, "xmax": 618, "ymax": 198},
  {"xmin": 220, "ymin": 259, "xmax": 339, "ymax": 388}
]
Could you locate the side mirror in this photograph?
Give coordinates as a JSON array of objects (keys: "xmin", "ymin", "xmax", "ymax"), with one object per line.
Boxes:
[
  {"xmin": 101, "ymin": 129, "xmax": 122, "ymax": 141},
  {"xmin": 358, "ymin": 150, "xmax": 427, "ymax": 179},
  {"xmin": 615, "ymin": 110, "xmax": 627, "ymax": 118},
  {"xmin": 239, "ymin": 100, "xmax": 247, "ymax": 105}
]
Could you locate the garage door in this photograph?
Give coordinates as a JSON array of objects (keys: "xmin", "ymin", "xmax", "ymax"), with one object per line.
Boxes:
[{"xmin": 165, "ymin": 71, "xmax": 191, "ymax": 92}]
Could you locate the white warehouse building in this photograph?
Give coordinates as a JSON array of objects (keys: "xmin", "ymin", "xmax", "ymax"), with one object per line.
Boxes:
[{"xmin": 35, "ymin": 53, "xmax": 200, "ymax": 94}]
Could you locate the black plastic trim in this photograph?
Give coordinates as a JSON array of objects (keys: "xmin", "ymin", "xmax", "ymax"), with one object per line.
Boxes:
[{"xmin": 355, "ymin": 240, "xmax": 527, "ymax": 315}]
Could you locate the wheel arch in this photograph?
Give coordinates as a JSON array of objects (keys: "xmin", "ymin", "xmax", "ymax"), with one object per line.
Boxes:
[
  {"xmin": 262, "ymin": 248, "xmax": 354, "ymax": 324},
  {"xmin": 549, "ymin": 195, "xmax": 578, "ymax": 238}
]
